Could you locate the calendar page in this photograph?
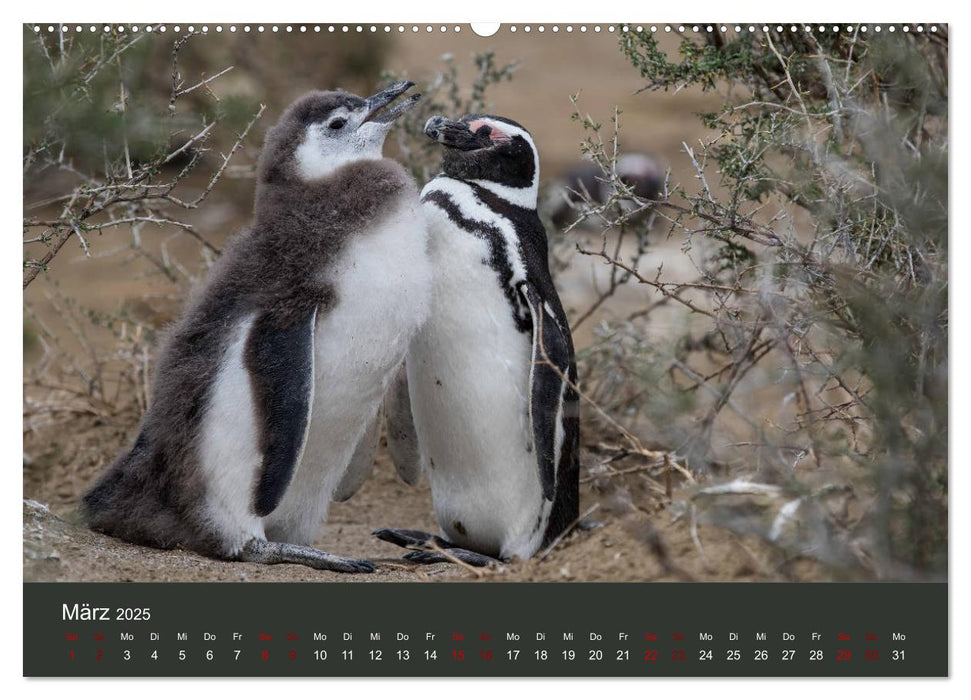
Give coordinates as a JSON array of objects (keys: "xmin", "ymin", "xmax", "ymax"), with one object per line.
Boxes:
[{"xmin": 22, "ymin": 19, "xmax": 949, "ymax": 678}]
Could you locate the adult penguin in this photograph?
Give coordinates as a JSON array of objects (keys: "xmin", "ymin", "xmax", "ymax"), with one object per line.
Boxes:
[{"xmin": 376, "ymin": 114, "xmax": 579, "ymax": 565}]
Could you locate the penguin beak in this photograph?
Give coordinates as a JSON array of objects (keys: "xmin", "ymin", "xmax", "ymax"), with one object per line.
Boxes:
[
  {"xmin": 424, "ymin": 116, "xmax": 493, "ymax": 151},
  {"xmin": 361, "ymin": 81, "xmax": 420, "ymax": 125}
]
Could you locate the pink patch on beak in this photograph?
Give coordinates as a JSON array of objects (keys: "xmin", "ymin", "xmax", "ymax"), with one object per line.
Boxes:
[{"xmin": 467, "ymin": 119, "xmax": 510, "ymax": 142}]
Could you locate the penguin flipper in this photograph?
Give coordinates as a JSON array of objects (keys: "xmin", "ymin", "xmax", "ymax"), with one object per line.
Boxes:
[
  {"xmin": 520, "ymin": 281, "xmax": 573, "ymax": 501},
  {"xmin": 332, "ymin": 409, "xmax": 380, "ymax": 502},
  {"xmin": 246, "ymin": 308, "xmax": 317, "ymax": 518},
  {"xmin": 384, "ymin": 362, "xmax": 423, "ymax": 485}
]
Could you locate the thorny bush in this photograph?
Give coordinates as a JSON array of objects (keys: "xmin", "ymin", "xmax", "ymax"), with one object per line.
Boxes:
[{"xmin": 562, "ymin": 27, "xmax": 947, "ymax": 580}]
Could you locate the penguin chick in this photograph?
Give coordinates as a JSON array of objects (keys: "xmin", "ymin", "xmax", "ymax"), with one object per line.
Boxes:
[
  {"xmin": 375, "ymin": 114, "xmax": 580, "ymax": 566},
  {"xmin": 83, "ymin": 82, "xmax": 430, "ymax": 573}
]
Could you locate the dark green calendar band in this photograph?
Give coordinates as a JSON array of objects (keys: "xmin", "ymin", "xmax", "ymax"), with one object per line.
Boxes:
[{"xmin": 23, "ymin": 582, "xmax": 947, "ymax": 677}]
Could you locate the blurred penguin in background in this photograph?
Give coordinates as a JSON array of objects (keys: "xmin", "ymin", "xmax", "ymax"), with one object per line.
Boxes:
[{"xmin": 546, "ymin": 152, "xmax": 664, "ymax": 229}]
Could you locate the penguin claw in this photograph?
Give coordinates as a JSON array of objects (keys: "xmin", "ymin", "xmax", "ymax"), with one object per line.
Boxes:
[
  {"xmin": 403, "ymin": 550, "xmax": 447, "ymax": 564},
  {"xmin": 334, "ymin": 558, "xmax": 377, "ymax": 574}
]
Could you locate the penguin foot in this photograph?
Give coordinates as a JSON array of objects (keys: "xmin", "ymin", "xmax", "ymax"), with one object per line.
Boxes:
[
  {"xmin": 371, "ymin": 527, "xmax": 451, "ymax": 550},
  {"xmin": 403, "ymin": 548, "xmax": 500, "ymax": 567},
  {"xmin": 372, "ymin": 528, "xmax": 500, "ymax": 567},
  {"xmin": 239, "ymin": 539, "xmax": 375, "ymax": 573}
]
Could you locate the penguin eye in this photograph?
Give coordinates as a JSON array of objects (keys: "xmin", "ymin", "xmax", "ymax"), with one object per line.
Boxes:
[{"xmin": 328, "ymin": 117, "xmax": 347, "ymax": 130}]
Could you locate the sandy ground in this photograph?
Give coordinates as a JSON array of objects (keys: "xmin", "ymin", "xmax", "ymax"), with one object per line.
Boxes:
[
  {"xmin": 23, "ymin": 417, "xmax": 825, "ymax": 583},
  {"xmin": 23, "ymin": 484, "xmax": 820, "ymax": 584},
  {"xmin": 23, "ymin": 30, "xmax": 831, "ymax": 584}
]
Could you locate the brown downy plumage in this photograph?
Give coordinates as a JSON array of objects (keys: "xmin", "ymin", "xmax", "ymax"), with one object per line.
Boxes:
[{"xmin": 83, "ymin": 84, "xmax": 428, "ymax": 572}]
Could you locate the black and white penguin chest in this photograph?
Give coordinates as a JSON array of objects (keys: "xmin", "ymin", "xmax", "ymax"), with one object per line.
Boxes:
[{"xmin": 407, "ymin": 176, "xmax": 552, "ymax": 560}]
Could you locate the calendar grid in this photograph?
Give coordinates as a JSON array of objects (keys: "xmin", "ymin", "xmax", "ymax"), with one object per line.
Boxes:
[{"xmin": 24, "ymin": 582, "xmax": 947, "ymax": 677}]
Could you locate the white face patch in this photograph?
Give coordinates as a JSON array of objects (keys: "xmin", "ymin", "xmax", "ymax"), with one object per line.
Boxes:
[
  {"xmin": 294, "ymin": 108, "xmax": 394, "ymax": 181},
  {"xmin": 467, "ymin": 117, "xmax": 541, "ymax": 209}
]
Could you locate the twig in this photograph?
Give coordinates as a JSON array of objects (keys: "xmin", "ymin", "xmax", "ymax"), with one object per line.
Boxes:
[
  {"xmin": 533, "ymin": 299, "xmax": 694, "ymax": 482},
  {"xmin": 423, "ymin": 540, "xmax": 485, "ymax": 577},
  {"xmin": 165, "ymin": 104, "xmax": 266, "ymax": 209},
  {"xmin": 175, "ymin": 66, "xmax": 234, "ymax": 98}
]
